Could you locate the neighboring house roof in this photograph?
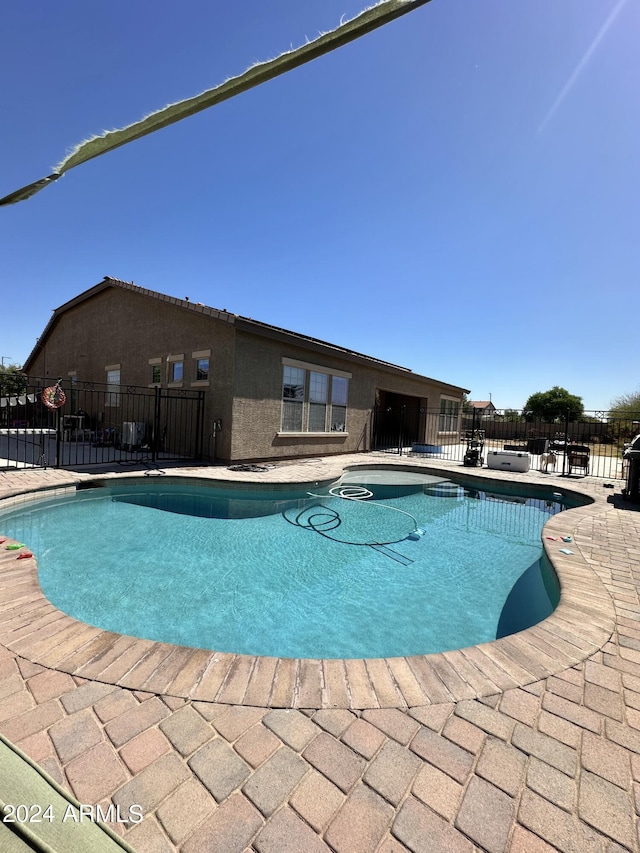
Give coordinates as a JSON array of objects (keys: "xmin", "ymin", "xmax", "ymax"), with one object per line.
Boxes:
[
  {"xmin": 24, "ymin": 277, "xmax": 469, "ymax": 393},
  {"xmin": 468, "ymin": 401, "xmax": 496, "ymax": 410}
]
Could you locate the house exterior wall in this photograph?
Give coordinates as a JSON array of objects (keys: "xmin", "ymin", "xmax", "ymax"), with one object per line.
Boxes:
[
  {"xmin": 24, "ymin": 283, "xmax": 467, "ymax": 463},
  {"xmin": 231, "ymin": 331, "xmax": 362, "ymax": 460},
  {"xmin": 25, "ymin": 287, "xmax": 237, "ymax": 460},
  {"xmin": 229, "ymin": 329, "xmax": 464, "ymax": 461}
]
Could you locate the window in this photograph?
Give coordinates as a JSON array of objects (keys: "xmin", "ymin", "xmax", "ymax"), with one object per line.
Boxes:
[
  {"xmin": 281, "ymin": 361, "xmax": 350, "ymax": 433},
  {"xmin": 166, "ymin": 354, "xmax": 184, "ymax": 385},
  {"xmin": 69, "ymin": 372, "xmax": 78, "ymax": 412},
  {"xmin": 191, "ymin": 350, "xmax": 211, "ymax": 385},
  {"xmin": 308, "ymin": 371, "xmax": 328, "ymax": 432},
  {"xmin": 105, "ymin": 368, "xmax": 120, "ymax": 407},
  {"xmin": 195, "ymin": 358, "xmax": 209, "ymax": 381},
  {"xmin": 148, "ymin": 357, "xmax": 162, "ymax": 386},
  {"xmin": 331, "ymin": 376, "xmax": 348, "ymax": 432},
  {"xmin": 282, "ymin": 366, "xmax": 305, "ymax": 432},
  {"xmin": 439, "ymin": 397, "xmax": 460, "ymax": 432}
]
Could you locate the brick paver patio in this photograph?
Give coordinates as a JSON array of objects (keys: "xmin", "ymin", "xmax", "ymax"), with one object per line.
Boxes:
[{"xmin": 0, "ymin": 455, "xmax": 638, "ymax": 851}]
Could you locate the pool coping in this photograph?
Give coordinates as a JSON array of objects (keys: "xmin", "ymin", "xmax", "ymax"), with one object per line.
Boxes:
[{"xmin": 0, "ymin": 460, "xmax": 616, "ymax": 710}]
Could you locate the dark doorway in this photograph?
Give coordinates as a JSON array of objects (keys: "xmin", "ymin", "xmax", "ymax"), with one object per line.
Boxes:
[{"xmin": 372, "ymin": 391, "xmax": 425, "ymax": 452}]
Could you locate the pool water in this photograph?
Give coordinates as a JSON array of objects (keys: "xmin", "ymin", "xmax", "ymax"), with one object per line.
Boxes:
[{"xmin": 0, "ymin": 475, "xmax": 568, "ymax": 659}]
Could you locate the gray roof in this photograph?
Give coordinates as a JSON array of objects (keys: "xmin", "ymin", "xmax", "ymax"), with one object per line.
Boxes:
[{"xmin": 24, "ymin": 276, "xmax": 468, "ymax": 392}]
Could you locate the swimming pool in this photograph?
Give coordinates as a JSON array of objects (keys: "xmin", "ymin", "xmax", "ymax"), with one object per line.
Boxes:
[{"xmin": 0, "ymin": 470, "xmax": 578, "ymax": 659}]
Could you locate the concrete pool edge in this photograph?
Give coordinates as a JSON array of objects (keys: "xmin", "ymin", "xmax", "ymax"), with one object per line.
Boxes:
[{"xmin": 0, "ymin": 461, "xmax": 616, "ymax": 710}]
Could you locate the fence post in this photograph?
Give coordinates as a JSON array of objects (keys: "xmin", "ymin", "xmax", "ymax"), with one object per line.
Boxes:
[
  {"xmin": 398, "ymin": 405, "xmax": 405, "ymax": 456},
  {"xmin": 54, "ymin": 407, "xmax": 61, "ymax": 468},
  {"xmin": 195, "ymin": 390, "xmax": 204, "ymax": 460},
  {"xmin": 152, "ymin": 386, "xmax": 160, "ymax": 464},
  {"xmin": 560, "ymin": 408, "xmax": 570, "ymax": 476}
]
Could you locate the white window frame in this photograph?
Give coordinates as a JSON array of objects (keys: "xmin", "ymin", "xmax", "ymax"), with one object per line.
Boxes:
[
  {"xmin": 308, "ymin": 371, "xmax": 329, "ymax": 432},
  {"xmin": 105, "ymin": 365, "xmax": 120, "ymax": 407},
  {"xmin": 330, "ymin": 376, "xmax": 348, "ymax": 432},
  {"xmin": 149, "ymin": 357, "xmax": 162, "ymax": 387},
  {"xmin": 167, "ymin": 354, "xmax": 184, "ymax": 387},
  {"xmin": 280, "ymin": 358, "xmax": 351, "ymax": 435},
  {"xmin": 281, "ymin": 365, "xmax": 306, "ymax": 432},
  {"xmin": 68, "ymin": 371, "xmax": 78, "ymax": 412},
  {"xmin": 191, "ymin": 349, "xmax": 211, "ymax": 386},
  {"xmin": 439, "ymin": 396, "xmax": 460, "ymax": 433},
  {"xmin": 195, "ymin": 358, "xmax": 209, "ymax": 382}
]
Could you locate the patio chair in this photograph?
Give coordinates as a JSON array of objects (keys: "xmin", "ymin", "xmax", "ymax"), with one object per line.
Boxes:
[{"xmin": 567, "ymin": 444, "xmax": 590, "ymax": 476}]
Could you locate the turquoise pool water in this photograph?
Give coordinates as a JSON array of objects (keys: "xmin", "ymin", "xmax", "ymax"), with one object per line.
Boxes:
[{"xmin": 0, "ymin": 473, "xmax": 570, "ymax": 659}]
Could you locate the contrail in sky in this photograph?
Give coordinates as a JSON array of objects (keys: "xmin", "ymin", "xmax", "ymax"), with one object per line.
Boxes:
[{"xmin": 537, "ymin": 0, "xmax": 628, "ymax": 135}]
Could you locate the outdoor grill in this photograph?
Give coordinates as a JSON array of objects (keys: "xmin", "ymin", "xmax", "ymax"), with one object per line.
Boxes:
[{"xmin": 623, "ymin": 434, "xmax": 640, "ymax": 501}]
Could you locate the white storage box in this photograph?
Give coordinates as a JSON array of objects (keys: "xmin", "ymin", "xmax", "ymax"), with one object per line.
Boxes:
[{"xmin": 486, "ymin": 450, "xmax": 531, "ymax": 472}]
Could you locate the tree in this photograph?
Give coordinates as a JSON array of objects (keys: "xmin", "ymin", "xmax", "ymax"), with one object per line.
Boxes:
[
  {"xmin": 0, "ymin": 364, "xmax": 27, "ymax": 427},
  {"xmin": 608, "ymin": 389, "xmax": 640, "ymax": 442},
  {"xmin": 609, "ymin": 389, "xmax": 640, "ymax": 418},
  {"xmin": 0, "ymin": 364, "xmax": 27, "ymax": 397},
  {"xmin": 502, "ymin": 409, "xmax": 524, "ymax": 423},
  {"xmin": 522, "ymin": 386, "xmax": 584, "ymax": 422}
]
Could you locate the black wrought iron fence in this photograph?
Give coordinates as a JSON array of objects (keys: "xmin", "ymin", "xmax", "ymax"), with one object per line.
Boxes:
[
  {"xmin": 0, "ymin": 377, "xmax": 205, "ymax": 470},
  {"xmin": 372, "ymin": 406, "xmax": 640, "ymax": 480}
]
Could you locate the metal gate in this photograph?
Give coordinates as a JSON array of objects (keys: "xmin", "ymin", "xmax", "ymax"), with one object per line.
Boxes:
[
  {"xmin": 0, "ymin": 377, "xmax": 205, "ymax": 470},
  {"xmin": 372, "ymin": 405, "xmax": 428, "ymax": 452}
]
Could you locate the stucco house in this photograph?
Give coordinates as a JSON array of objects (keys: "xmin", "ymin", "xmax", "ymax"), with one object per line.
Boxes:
[{"xmin": 24, "ymin": 277, "xmax": 469, "ymax": 463}]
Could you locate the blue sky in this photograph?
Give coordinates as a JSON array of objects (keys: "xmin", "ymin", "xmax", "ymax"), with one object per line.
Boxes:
[{"xmin": 1, "ymin": 0, "xmax": 638, "ymax": 411}]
